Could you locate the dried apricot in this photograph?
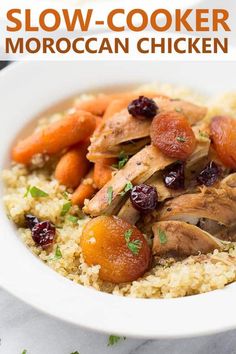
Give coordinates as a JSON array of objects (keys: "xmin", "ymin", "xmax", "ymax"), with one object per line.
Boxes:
[
  {"xmin": 150, "ymin": 111, "xmax": 196, "ymax": 160},
  {"xmin": 210, "ymin": 116, "xmax": 236, "ymax": 168},
  {"xmin": 81, "ymin": 215, "xmax": 151, "ymax": 283}
]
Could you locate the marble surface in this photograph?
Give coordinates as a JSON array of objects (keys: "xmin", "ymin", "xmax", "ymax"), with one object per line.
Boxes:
[{"xmin": 1, "ymin": 285, "xmax": 236, "ymax": 354}]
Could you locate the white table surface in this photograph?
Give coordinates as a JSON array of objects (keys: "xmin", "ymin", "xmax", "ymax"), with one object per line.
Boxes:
[{"xmin": 1, "ymin": 0, "xmax": 236, "ymax": 353}]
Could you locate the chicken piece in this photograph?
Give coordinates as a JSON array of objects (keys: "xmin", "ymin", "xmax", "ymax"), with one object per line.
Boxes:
[
  {"xmin": 160, "ymin": 188, "xmax": 236, "ymax": 227},
  {"xmin": 88, "ymin": 109, "xmax": 151, "ymax": 161},
  {"xmin": 118, "ymin": 199, "xmax": 140, "ymax": 225},
  {"xmin": 84, "ymin": 145, "xmax": 175, "ymax": 216},
  {"xmin": 197, "ymin": 218, "xmax": 236, "ymax": 242},
  {"xmin": 152, "ymin": 220, "xmax": 223, "ymax": 257},
  {"xmin": 220, "ymin": 173, "xmax": 236, "ymax": 190},
  {"xmin": 88, "ymin": 98, "xmax": 207, "ymax": 161},
  {"xmin": 156, "ymin": 98, "xmax": 207, "ymax": 126},
  {"xmin": 145, "ymin": 129, "xmax": 210, "ymax": 202}
]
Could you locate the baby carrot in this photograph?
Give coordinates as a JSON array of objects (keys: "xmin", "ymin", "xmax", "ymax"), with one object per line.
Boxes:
[
  {"xmin": 103, "ymin": 98, "xmax": 130, "ymax": 121},
  {"xmin": 55, "ymin": 141, "xmax": 90, "ymax": 188},
  {"xmin": 75, "ymin": 94, "xmax": 113, "ymax": 116},
  {"xmin": 71, "ymin": 171, "xmax": 97, "ymax": 206},
  {"xmin": 12, "ymin": 111, "xmax": 97, "ymax": 164},
  {"xmin": 94, "ymin": 158, "xmax": 117, "ymax": 189},
  {"xmin": 75, "ymin": 91, "xmax": 167, "ymax": 117}
]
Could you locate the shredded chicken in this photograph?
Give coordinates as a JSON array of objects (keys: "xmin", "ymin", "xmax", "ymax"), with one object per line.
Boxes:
[{"xmin": 152, "ymin": 220, "xmax": 223, "ymax": 257}]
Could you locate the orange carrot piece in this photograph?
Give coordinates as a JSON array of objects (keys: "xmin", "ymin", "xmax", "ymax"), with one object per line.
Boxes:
[
  {"xmin": 94, "ymin": 158, "xmax": 116, "ymax": 189},
  {"xmin": 103, "ymin": 98, "xmax": 133, "ymax": 121},
  {"xmin": 76, "ymin": 94, "xmax": 113, "ymax": 116},
  {"xmin": 75, "ymin": 91, "xmax": 168, "ymax": 117},
  {"xmin": 55, "ymin": 141, "xmax": 90, "ymax": 188},
  {"xmin": 71, "ymin": 171, "xmax": 97, "ymax": 206},
  {"xmin": 12, "ymin": 111, "xmax": 97, "ymax": 164}
]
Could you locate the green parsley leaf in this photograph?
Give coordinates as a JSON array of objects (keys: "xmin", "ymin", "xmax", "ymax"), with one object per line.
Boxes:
[
  {"xmin": 62, "ymin": 191, "xmax": 69, "ymax": 199},
  {"xmin": 61, "ymin": 201, "xmax": 72, "ymax": 216},
  {"xmin": 24, "ymin": 185, "xmax": 31, "ymax": 198},
  {"xmin": 107, "ymin": 186, "xmax": 113, "ymax": 205},
  {"xmin": 158, "ymin": 228, "xmax": 167, "ymax": 244},
  {"xmin": 128, "ymin": 239, "xmax": 142, "ymax": 255},
  {"xmin": 124, "ymin": 229, "xmax": 132, "ymax": 242},
  {"xmin": 121, "ymin": 181, "xmax": 133, "ymax": 196},
  {"xmin": 70, "ymin": 351, "xmax": 80, "ymax": 354},
  {"xmin": 67, "ymin": 215, "xmax": 79, "ymax": 224},
  {"xmin": 27, "ymin": 186, "xmax": 49, "ymax": 198},
  {"xmin": 176, "ymin": 136, "xmax": 186, "ymax": 143},
  {"xmin": 199, "ymin": 130, "xmax": 209, "ymax": 141},
  {"xmin": 108, "ymin": 335, "xmax": 126, "ymax": 346},
  {"xmin": 113, "ymin": 151, "xmax": 129, "ymax": 170},
  {"xmin": 175, "ymin": 107, "xmax": 182, "ymax": 113},
  {"xmin": 21, "ymin": 351, "xmax": 27, "ymax": 354},
  {"xmin": 54, "ymin": 245, "xmax": 62, "ymax": 260}
]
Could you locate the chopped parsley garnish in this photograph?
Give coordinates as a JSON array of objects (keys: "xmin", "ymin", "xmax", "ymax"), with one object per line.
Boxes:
[
  {"xmin": 199, "ymin": 130, "xmax": 209, "ymax": 140},
  {"xmin": 62, "ymin": 191, "xmax": 69, "ymax": 199},
  {"xmin": 107, "ymin": 186, "xmax": 113, "ymax": 205},
  {"xmin": 127, "ymin": 239, "xmax": 142, "ymax": 255},
  {"xmin": 124, "ymin": 229, "xmax": 132, "ymax": 242},
  {"xmin": 70, "ymin": 351, "xmax": 80, "ymax": 354},
  {"xmin": 176, "ymin": 136, "xmax": 186, "ymax": 143},
  {"xmin": 158, "ymin": 228, "xmax": 167, "ymax": 244},
  {"xmin": 121, "ymin": 181, "xmax": 133, "ymax": 196},
  {"xmin": 24, "ymin": 185, "xmax": 49, "ymax": 198},
  {"xmin": 50, "ymin": 245, "xmax": 62, "ymax": 261},
  {"xmin": 175, "ymin": 107, "xmax": 182, "ymax": 113},
  {"xmin": 124, "ymin": 229, "xmax": 142, "ymax": 255},
  {"xmin": 67, "ymin": 215, "xmax": 79, "ymax": 224},
  {"xmin": 21, "ymin": 351, "xmax": 27, "ymax": 354},
  {"xmin": 108, "ymin": 335, "xmax": 126, "ymax": 346},
  {"xmin": 113, "ymin": 151, "xmax": 129, "ymax": 170},
  {"xmin": 61, "ymin": 201, "xmax": 72, "ymax": 216}
]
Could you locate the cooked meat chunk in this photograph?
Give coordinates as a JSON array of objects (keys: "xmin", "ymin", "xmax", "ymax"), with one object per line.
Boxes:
[
  {"xmin": 152, "ymin": 220, "xmax": 223, "ymax": 257},
  {"xmin": 118, "ymin": 199, "xmax": 140, "ymax": 224},
  {"xmin": 84, "ymin": 145, "xmax": 174, "ymax": 216},
  {"xmin": 88, "ymin": 98, "xmax": 207, "ymax": 161},
  {"xmin": 160, "ymin": 189, "xmax": 236, "ymax": 227},
  {"xmin": 156, "ymin": 98, "xmax": 207, "ymax": 126}
]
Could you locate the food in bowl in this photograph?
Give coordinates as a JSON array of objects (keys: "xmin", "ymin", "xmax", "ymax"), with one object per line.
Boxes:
[{"xmin": 3, "ymin": 84, "xmax": 236, "ymax": 298}]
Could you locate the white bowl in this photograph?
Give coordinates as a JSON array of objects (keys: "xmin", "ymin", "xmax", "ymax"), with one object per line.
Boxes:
[{"xmin": 0, "ymin": 61, "xmax": 236, "ymax": 339}]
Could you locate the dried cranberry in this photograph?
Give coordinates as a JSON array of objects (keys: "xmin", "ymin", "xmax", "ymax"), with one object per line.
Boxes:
[
  {"xmin": 32, "ymin": 221, "xmax": 55, "ymax": 249},
  {"xmin": 197, "ymin": 161, "xmax": 222, "ymax": 186},
  {"xmin": 128, "ymin": 96, "xmax": 158, "ymax": 119},
  {"xmin": 130, "ymin": 184, "xmax": 158, "ymax": 213},
  {"xmin": 25, "ymin": 214, "xmax": 40, "ymax": 230},
  {"xmin": 163, "ymin": 162, "xmax": 185, "ymax": 190}
]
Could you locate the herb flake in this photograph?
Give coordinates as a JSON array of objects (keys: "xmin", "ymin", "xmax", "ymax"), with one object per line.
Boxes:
[
  {"xmin": 124, "ymin": 229, "xmax": 142, "ymax": 255},
  {"xmin": 128, "ymin": 239, "xmax": 142, "ymax": 255},
  {"xmin": 158, "ymin": 228, "xmax": 168, "ymax": 244},
  {"xmin": 54, "ymin": 245, "xmax": 62, "ymax": 260},
  {"xmin": 21, "ymin": 351, "xmax": 27, "ymax": 354},
  {"xmin": 25, "ymin": 185, "xmax": 49, "ymax": 198},
  {"xmin": 67, "ymin": 215, "xmax": 79, "ymax": 224},
  {"xmin": 108, "ymin": 335, "xmax": 126, "ymax": 346},
  {"xmin": 124, "ymin": 229, "xmax": 132, "ymax": 242},
  {"xmin": 176, "ymin": 136, "xmax": 186, "ymax": 143},
  {"xmin": 61, "ymin": 201, "xmax": 72, "ymax": 216},
  {"xmin": 121, "ymin": 181, "xmax": 133, "ymax": 196},
  {"xmin": 70, "ymin": 351, "xmax": 80, "ymax": 354},
  {"xmin": 199, "ymin": 130, "xmax": 209, "ymax": 141},
  {"xmin": 107, "ymin": 186, "xmax": 113, "ymax": 205},
  {"xmin": 175, "ymin": 107, "xmax": 182, "ymax": 113},
  {"xmin": 113, "ymin": 151, "xmax": 129, "ymax": 170}
]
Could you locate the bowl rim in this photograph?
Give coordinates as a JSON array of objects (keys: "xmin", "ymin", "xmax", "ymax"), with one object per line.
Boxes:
[{"xmin": 1, "ymin": 61, "xmax": 236, "ymax": 339}]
